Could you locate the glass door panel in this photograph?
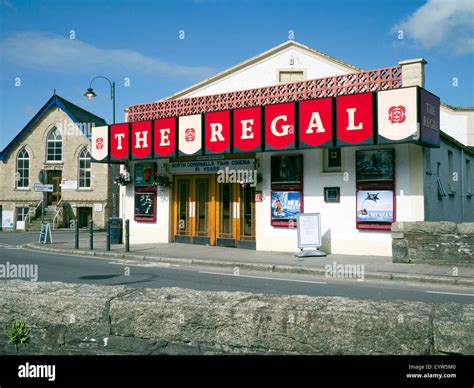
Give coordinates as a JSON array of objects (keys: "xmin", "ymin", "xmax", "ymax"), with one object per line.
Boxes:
[
  {"xmin": 176, "ymin": 178, "xmax": 190, "ymax": 236},
  {"xmin": 219, "ymin": 183, "xmax": 234, "ymax": 239},
  {"xmin": 195, "ymin": 178, "xmax": 209, "ymax": 237},
  {"xmin": 240, "ymin": 185, "xmax": 255, "ymax": 241}
]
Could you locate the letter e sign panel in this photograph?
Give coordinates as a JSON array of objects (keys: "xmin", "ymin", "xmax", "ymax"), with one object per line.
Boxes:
[
  {"xmin": 336, "ymin": 93, "xmax": 374, "ymax": 146},
  {"xmin": 110, "ymin": 123, "xmax": 130, "ymax": 161},
  {"xmin": 154, "ymin": 118, "xmax": 176, "ymax": 158},
  {"xmin": 178, "ymin": 114, "xmax": 202, "ymax": 156},
  {"xmin": 91, "ymin": 125, "xmax": 109, "ymax": 162},
  {"xmin": 131, "ymin": 121, "xmax": 152, "ymax": 159},
  {"xmin": 205, "ymin": 110, "xmax": 231, "ymax": 154},
  {"xmin": 299, "ymin": 98, "xmax": 333, "ymax": 148},
  {"xmin": 264, "ymin": 102, "xmax": 296, "ymax": 151},
  {"xmin": 377, "ymin": 87, "xmax": 418, "ymax": 144},
  {"xmin": 233, "ymin": 106, "xmax": 262, "ymax": 153}
]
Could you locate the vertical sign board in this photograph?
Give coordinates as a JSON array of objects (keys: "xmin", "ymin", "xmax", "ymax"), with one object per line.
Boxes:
[
  {"xmin": 336, "ymin": 93, "xmax": 375, "ymax": 146},
  {"xmin": 39, "ymin": 223, "xmax": 53, "ymax": 244},
  {"xmin": 233, "ymin": 106, "xmax": 262, "ymax": 153},
  {"xmin": 205, "ymin": 110, "xmax": 231, "ymax": 155},
  {"xmin": 264, "ymin": 102, "xmax": 296, "ymax": 151},
  {"xmin": 419, "ymin": 88, "xmax": 440, "ymax": 147},
  {"xmin": 297, "ymin": 213, "xmax": 322, "ymax": 248},
  {"xmin": 110, "ymin": 123, "xmax": 130, "ymax": 162},
  {"xmin": 377, "ymin": 87, "xmax": 418, "ymax": 144},
  {"xmin": 178, "ymin": 114, "xmax": 202, "ymax": 156},
  {"xmin": 131, "ymin": 121, "xmax": 152, "ymax": 160},
  {"xmin": 91, "ymin": 125, "xmax": 109, "ymax": 162},
  {"xmin": 154, "ymin": 118, "xmax": 177, "ymax": 158},
  {"xmin": 298, "ymin": 98, "xmax": 334, "ymax": 149}
]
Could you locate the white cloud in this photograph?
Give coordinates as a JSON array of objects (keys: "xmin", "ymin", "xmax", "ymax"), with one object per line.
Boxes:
[
  {"xmin": 0, "ymin": 32, "xmax": 215, "ymax": 79},
  {"xmin": 393, "ymin": 0, "xmax": 474, "ymax": 54}
]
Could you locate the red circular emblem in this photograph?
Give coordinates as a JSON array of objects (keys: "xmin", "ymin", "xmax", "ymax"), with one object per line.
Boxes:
[
  {"xmin": 185, "ymin": 128, "xmax": 195, "ymax": 142},
  {"xmin": 388, "ymin": 105, "xmax": 406, "ymax": 124},
  {"xmin": 96, "ymin": 137, "xmax": 104, "ymax": 150}
]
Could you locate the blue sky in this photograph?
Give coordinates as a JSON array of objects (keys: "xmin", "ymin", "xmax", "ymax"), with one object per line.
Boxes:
[{"xmin": 1, "ymin": 0, "xmax": 473, "ymax": 150}]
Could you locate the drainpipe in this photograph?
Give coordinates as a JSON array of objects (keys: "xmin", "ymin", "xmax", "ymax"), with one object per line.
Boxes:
[{"xmin": 461, "ymin": 149, "xmax": 465, "ymax": 221}]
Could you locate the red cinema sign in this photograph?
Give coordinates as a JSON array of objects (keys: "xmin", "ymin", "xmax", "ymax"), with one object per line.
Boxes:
[
  {"xmin": 131, "ymin": 121, "xmax": 152, "ymax": 160},
  {"xmin": 336, "ymin": 93, "xmax": 375, "ymax": 146},
  {"xmin": 299, "ymin": 98, "xmax": 333, "ymax": 148},
  {"xmin": 154, "ymin": 118, "xmax": 176, "ymax": 158},
  {"xmin": 264, "ymin": 102, "xmax": 296, "ymax": 151},
  {"xmin": 110, "ymin": 123, "xmax": 130, "ymax": 161},
  {"xmin": 205, "ymin": 110, "xmax": 231, "ymax": 154},
  {"xmin": 233, "ymin": 107, "xmax": 262, "ymax": 153}
]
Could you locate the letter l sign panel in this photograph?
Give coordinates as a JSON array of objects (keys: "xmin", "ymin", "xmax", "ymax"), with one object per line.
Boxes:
[{"xmin": 336, "ymin": 93, "xmax": 375, "ymax": 146}]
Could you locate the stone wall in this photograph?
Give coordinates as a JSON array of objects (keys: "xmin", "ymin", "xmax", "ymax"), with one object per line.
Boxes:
[
  {"xmin": 0, "ymin": 280, "xmax": 472, "ymax": 355},
  {"xmin": 392, "ymin": 221, "xmax": 474, "ymax": 265}
]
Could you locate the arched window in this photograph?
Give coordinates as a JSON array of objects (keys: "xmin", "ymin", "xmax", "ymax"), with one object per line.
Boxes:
[
  {"xmin": 16, "ymin": 148, "xmax": 30, "ymax": 188},
  {"xmin": 78, "ymin": 147, "xmax": 91, "ymax": 188},
  {"xmin": 47, "ymin": 127, "xmax": 62, "ymax": 161}
]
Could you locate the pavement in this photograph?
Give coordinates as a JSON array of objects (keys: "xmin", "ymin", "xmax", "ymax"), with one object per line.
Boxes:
[{"xmin": 19, "ymin": 230, "xmax": 474, "ymax": 286}]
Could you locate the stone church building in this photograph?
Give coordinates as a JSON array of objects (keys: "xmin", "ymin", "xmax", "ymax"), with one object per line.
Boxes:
[{"xmin": 0, "ymin": 93, "xmax": 116, "ymax": 230}]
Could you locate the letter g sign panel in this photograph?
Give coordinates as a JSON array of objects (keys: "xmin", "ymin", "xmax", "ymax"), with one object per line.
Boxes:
[
  {"xmin": 110, "ymin": 123, "xmax": 130, "ymax": 161},
  {"xmin": 264, "ymin": 102, "xmax": 296, "ymax": 151},
  {"xmin": 131, "ymin": 121, "xmax": 152, "ymax": 159}
]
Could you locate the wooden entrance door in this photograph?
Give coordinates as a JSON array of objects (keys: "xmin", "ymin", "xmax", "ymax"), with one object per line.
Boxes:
[
  {"xmin": 173, "ymin": 175, "xmax": 216, "ymax": 245},
  {"xmin": 47, "ymin": 171, "xmax": 62, "ymax": 206}
]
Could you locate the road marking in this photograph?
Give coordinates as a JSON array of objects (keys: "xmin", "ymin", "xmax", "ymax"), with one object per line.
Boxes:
[
  {"xmin": 108, "ymin": 261, "xmax": 173, "ymax": 268},
  {"xmin": 198, "ymin": 271, "xmax": 327, "ymax": 285},
  {"xmin": 426, "ymin": 291, "xmax": 474, "ymax": 297},
  {"xmin": 0, "ymin": 244, "xmax": 21, "ymax": 250}
]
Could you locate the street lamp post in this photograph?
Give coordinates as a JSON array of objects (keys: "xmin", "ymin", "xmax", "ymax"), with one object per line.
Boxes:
[{"xmin": 84, "ymin": 76, "xmax": 117, "ymax": 217}]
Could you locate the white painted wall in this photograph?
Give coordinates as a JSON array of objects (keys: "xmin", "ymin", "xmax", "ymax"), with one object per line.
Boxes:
[
  {"xmin": 181, "ymin": 46, "xmax": 356, "ymax": 98},
  {"xmin": 440, "ymin": 106, "xmax": 469, "ymax": 146},
  {"xmin": 120, "ymin": 159, "xmax": 171, "ymax": 244},
  {"xmin": 256, "ymin": 144, "xmax": 423, "ymax": 256}
]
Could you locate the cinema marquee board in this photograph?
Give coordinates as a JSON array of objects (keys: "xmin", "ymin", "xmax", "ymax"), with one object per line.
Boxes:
[{"xmin": 91, "ymin": 88, "xmax": 441, "ymax": 163}]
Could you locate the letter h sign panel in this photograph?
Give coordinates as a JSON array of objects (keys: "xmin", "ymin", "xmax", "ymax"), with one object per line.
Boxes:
[
  {"xmin": 131, "ymin": 121, "xmax": 152, "ymax": 159},
  {"xmin": 110, "ymin": 123, "xmax": 130, "ymax": 161}
]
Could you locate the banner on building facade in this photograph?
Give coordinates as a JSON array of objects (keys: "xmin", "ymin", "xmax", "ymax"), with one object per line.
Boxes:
[{"xmin": 91, "ymin": 87, "xmax": 440, "ymax": 163}]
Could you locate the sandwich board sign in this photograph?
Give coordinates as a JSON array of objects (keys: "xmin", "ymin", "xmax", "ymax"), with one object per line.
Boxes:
[
  {"xmin": 39, "ymin": 223, "xmax": 52, "ymax": 244},
  {"xmin": 295, "ymin": 213, "xmax": 326, "ymax": 257}
]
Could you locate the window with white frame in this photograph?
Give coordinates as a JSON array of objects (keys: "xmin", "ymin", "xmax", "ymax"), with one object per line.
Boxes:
[
  {"xmin": 78, "ymin": 147, "xmax": 91, "ymax": 188},
  {"xmin": 16, "ymin": 147, "xmax": 29, "ymax": 188},
  {"xmin": 47, "ymin": 127, "xmax": 62, "ymax": 162},
  {"xmin": 278, "ymin": 70, "xmax": 304, "ymax": 83},
  {"xmin": 16, "ymin": 207, "xmax": 29, "ymax": 221}
]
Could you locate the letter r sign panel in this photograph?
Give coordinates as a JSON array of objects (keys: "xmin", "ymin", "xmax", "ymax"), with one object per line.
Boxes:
[
  {"xmin": 131, "ymin": 121, "xmax": 152, "ymax": 159},
  {"xmin": 264, "ymin": 102, "xmax": 296, "ymax": 151},
  {"xmin": 336, "ymin": 93, "xmax": 375, "ymax": 146},
  {"xmin": 233, "ymin": 106, "xmax": 262, "ymax": 153},
  {"xmin": 154, "ymin": 118, "xmax": 176, "ymax": 158},
  {"xmin": 205, "ymin": 110, "xmax": 231, "ymax": 154},
  {"xmin": 178, "ymin": 114, "xmax": 202, "ymax": 156},
  {"xmin": 110, "ymin": 123, "xmax": 130, "ymax": 161}
]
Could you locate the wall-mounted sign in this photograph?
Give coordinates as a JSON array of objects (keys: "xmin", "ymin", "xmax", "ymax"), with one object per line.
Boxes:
[
  {"xmin": 1, "ymin": 210, "xmax": 14, "ymax": 228},
  {"xmin": 299, "ymin": 98, "xmax": 333, "ymax": 148},
  {"xmin": 356, "ymin": 149, "xmax": 394, "ymax": 182},
  {"xmin": 264, "ymin": 102, "xmax": 296, "ymax": 151},
  {"xmin": 271, "ymin": 191, "xmax": 302, "ymax": 227},
  {"xmin": 94, "ymin": 203, "xmax": 103, "ymax": 212},
  {"xmin": 134, "ymin": 162, "xmax": 156, "ymax": 187},
  {"xmin": 178, "ymin": 114, "xmax": 202, "ymax": 156},
  {"xmin": 356, "ymin": 190, "xmax": 394, "ymax": 225},
  {"xmin": 205, "ymin": 110, "xmax": 231, "ymax": 155},
  {"xmin": 336, "ymin": 93, "xmax": 374, "ymax": 146},
  {"xmin": 233, "ymin": 106, "xmax": 262, "ymax": 153},
  {"xmin": 271, "ymin": 155, "xmax": 303, "ymax": 190},
  {"xmin": 91, "ymin": 125, "xmax": 109, "ymax": 162},
  {"xmin": 131, "ymin": 120, "xmax": 152, "ymax": 160},
  {"xmin": 324, "ymin": 187, "xmax": 340, "ymax": 203},
  {"xmin": 134, "ymin": 190, "xmax": 156, "ymax": 222},
  {"xmin": 110, "ymin": 123, "xmax": 130, "ymax": 161},
  {"xmin": 60, "ymin": 180, "xmax": 77, "ymax": 190},
  {"xmin": 91, "ymin": 87, "xmax": 440, "ymax": 164},
  {"xmin": 34, "ymin": 183, "xmax": 54, "ymax": 192},
  {"xmin": 169, "ymin": 158, "xmax": 255, "ymax": 175}
]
